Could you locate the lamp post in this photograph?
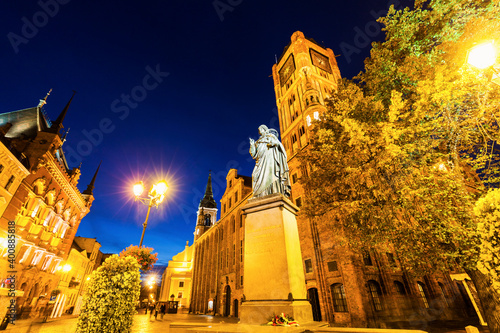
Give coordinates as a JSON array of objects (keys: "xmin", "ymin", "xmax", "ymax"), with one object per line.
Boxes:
[
  {"xmin": 133, "ymin": 180, "xmax": 168, "ymax": 247},
  {"xmin": 467, "ymin": 41, "xmax": 500, "ymax": 86}
]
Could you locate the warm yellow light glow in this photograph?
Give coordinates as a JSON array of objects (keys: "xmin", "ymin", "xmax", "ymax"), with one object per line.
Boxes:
[
  {"xmin": 62, "ymin": 264, "xmax": 72, "ymax": 272},
  {"xmin": 133, "ymin": 181, "xmax": 145, "ymax": 197},
  {"xmin": 86, "ymin": 276, "xmax": 90, "ymax": 281},
  {"xmin": 467, "ymin": 42, "xmax": 497, "ymax": 69},
  {"xmin": 155, "ymin": 181, "xmax": 168, "ymax": 195},
  {"xmin": 0, "ymin": 238, "xmax": 7, "ymax": 248}
]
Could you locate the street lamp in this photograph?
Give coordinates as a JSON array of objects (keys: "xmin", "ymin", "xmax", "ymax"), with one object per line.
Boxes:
[
  {"xmin": 133, "ymin": 180, "xmax": 168, "ymax": 247},
  {"xmin": 467, "ymin": 41, "xmax": 500, "ymax": 86}
]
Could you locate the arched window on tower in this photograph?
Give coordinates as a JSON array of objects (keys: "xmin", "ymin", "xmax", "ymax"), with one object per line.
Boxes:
[
  {"xmin": 417, "ymin": 282, "xmax": 430, "ymax": 309},
  {"xmin": 438, "ymin": 282, "xmax": 450, "ymax": 307},
  {"xmin": 330, "ymin": 283, "xmax": 348, "ymax": 312},
  {"xmin": 204, "ymin": 214, "xmax": 211, "ymax": 226},
  {"xmin": 368, "ymin": 280, "xmax": 383, "ymax": 311}
]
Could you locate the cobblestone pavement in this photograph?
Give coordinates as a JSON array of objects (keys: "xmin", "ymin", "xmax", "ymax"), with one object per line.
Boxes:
[
  {"xmin": 2, "ymin": 311, "xmax": 488, "ymax": 333},
  {"xmin": 3, "ymin": 310, "xmax": 239, "ymax": 333}
]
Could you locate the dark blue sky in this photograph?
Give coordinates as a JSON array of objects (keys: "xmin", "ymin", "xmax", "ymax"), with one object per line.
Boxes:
[{"xmin": 1, "ymin": 0, "xmax": 411, "ymax": 265}]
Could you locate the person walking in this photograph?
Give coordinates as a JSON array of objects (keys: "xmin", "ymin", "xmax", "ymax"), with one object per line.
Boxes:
[
  {"xmin": 154, "ymin": 303, "xmax": 160, "ymax": 320},
  {"xmin": 160, "ymin": 303, "xmax": 166, "ymax": 320}
]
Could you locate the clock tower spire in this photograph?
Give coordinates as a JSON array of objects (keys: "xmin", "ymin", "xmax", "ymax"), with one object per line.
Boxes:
[{"xmin": 194, "ymin": 172, "xmax": 218, "ymax": 243}]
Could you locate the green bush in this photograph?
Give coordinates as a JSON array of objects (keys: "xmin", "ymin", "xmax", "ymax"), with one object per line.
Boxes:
[{"xmin": 76, "ymin": 255, "xmax": 141, "ymax": 333}]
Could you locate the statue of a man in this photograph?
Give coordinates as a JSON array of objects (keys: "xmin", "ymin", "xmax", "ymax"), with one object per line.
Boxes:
[{"xmin": 249, "ymin": 125, "xmax": 291, "ymax": 198}]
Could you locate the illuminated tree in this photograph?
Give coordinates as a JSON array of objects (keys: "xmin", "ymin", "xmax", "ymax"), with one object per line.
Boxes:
[
  {"xmin": 76, "ymin": 255, "xmax": 140, "ymax": 333},
  {"xmin": 301, "ymin": 0, "xmax": 500, "ymax": 331},
  {"xmin": 475, "ymin": 189, "xmax": 500, "ymax": 294}
]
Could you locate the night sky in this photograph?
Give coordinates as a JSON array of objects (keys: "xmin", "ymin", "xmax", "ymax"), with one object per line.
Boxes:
[{"xmin": 1, "ymin": 0, "xmax": 412, "ymax": 265}]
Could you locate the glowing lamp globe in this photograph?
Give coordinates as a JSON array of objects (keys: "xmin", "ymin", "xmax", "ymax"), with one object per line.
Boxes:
[
  {"xmin": 133, "ymin": 181, "xmax": 145, "ymax": 197},
  {"xmin": 467, "ymin": 42, "xmax": 497, "ymax": 69},
  {"xmin": 155, "ymin": 181, "xmax": 168, "ymax": 196}
]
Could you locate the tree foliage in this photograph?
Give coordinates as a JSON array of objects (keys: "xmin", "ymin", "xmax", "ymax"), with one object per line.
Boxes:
[
  {"xmin": 76, "ymin": 255, "xmax": 141, "ymax": 333},
  {"xmin": 300, "ymin": 0, "xmax": 500, "ymax": 330},
  {"xmin": 475, "ymin": 188, "xmax": 500, "ymax": 293},
  {"xmin": 119, "ymin": 245, "xmax": 158, "ymax": 272}
]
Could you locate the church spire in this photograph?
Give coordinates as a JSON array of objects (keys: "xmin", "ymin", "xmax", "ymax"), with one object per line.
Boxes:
[
  {"xmin": 199, "ymin": 171, "xmax": 217, "ymax": 209},
  {"xmin": 37, "ymin": 89, "xmax": 52, "ymax": 108},
  {"xmin": 82, "ymin": 161, "xmax": 101, "ymax": 195},
  {"xmin": 50, "ymin": 91, "xmax": 75, "ymax": 134}
]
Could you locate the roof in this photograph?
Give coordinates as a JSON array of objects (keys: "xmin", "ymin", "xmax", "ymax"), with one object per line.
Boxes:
[{"xmin": 0, "ymin": 106, "xmax": 50, "ymax": 139}]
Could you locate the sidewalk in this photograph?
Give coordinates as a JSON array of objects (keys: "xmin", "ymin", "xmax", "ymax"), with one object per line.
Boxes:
[
  {"xmin": 2, "ymin": 311, "xmax": 239, "ymax": 333},
  {"xmin": 1, "ymin": 312, "xmax": 488, "ymax": 333}
]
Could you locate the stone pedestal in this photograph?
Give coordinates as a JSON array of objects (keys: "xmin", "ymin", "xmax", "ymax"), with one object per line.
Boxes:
[{"xmin": 240, "ymin": 194, "xmax": 313, "ymax": 325}]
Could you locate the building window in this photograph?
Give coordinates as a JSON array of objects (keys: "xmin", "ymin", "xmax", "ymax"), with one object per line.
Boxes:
[
  {"xmin": 179, "ymin": 281, "xmax": 184, "ymax": 288},
  {"xmin": 235, "ymin": 192, "xmax": 238, "ymax": 203},
  {"xmin": 178, "ymin": 292, "xmax": 183, "ymax": 299},
  {"xmin": 229, "ymin": 180, "xmax": 232, "ymax": 188},
  {"xmin": 438, "ymin": 282, "xmax": 449, "ymax": 307},
  {"xmin": 368, "ymin": 280, "xmax": 383, "ymax": 311},
  {"xmin": 306, "ymin": 115, "xmax": 312, "ymax": 126},
  {"xmin": 5, "ymin": 176, "xmax": 15, "ymax": 191},
  {"xmin": 233, "ymin": 244, "xmax": 236, "ymax": 265},
  {"xmin": 239, "ymin": 214, "xmax": 243, "ymax": 228},
  {"xmin": 241, "ymin": 276, "xmax": 243, "ymax": 286},
  {"xmin": 295, "ymin": 197, "xmax": 302, "ymax": 207},
  {"xmin": 232, "ymin": 219, "xmax": 235, "ymax": 233},
  {"xmin": 327, "ymin": 261, "xmax": 338, "ymax": 272},
  {"xmin": 229, "ymin": 198, "xmax": 232, "ymax": 208},
  {"xmin": 291, "ymin": 134, "xmax": 297, "ymax": 144},
  {"xmin": 394, "ymin": 281, "xmax": 406, "ymax": 295},
  {"xmin": 331, "ymin": 283, "xmax": 348, "ymax": 312},
  {"xmin": 363, "ymin": 252, "xmax": 373, "ymax": 266},
  {"xmin": 304, "ymin": 259, "xmax": 313, "ymax": 273},
  {"xmin": 386, "ymin": 252, "xmax": 397, "ymax": 267},
  {"xmin": 0, "ymin": 165, "xmax": 4, "ymax": 173},
  {"xmin": 226, "ymin": 248, "xmax": 229, "ymax": 268},
  {"xmin": 417, "ymin": 282, "xmax": 430, "ymax": 309},
  {"xmin": 313, "ymin": 111, "xmax": 319, "ymax": 120},
  {"xmin": 240, "ymin": 240, "xmax": 243, "ymax": 262},
  {"xmin": 223, "ymin": 204, "xmax": 226, "ymax": 214},
  {"xmin": 291, "ymin": 173, "xmax": 298, "ymax": 184},
  {"xmin": 31, "ymin": 203, "xmax": 40, "ymax": 218},
  {"xmin": 298, "ymin": 126, "xmax": 305, "ymax": 136}
]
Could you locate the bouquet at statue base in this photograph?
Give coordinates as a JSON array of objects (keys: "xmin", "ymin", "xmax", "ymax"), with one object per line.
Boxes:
[
  {"xmin": 267, "ymin": 313, "xmax": 299, "ymax": 326},
  {"xmin": 119, "ymin": 245, "xmax": 158, "ymax": 272}
]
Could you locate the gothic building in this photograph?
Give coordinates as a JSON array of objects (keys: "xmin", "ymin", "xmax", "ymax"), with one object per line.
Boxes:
[
  {"xmin": 186, "ymin": 31, "xmax": 482, "ymax": 327},
  {"xmin": 0, "ymin": 93, "xmax": 99, "ymax": 320},
  {"xmin": 190, "ymin": 170, "xmax": 251, "ymax": 317},
  {"xmin": 269, "ymin": 31, "xmax": 480, "ymax": 326}
]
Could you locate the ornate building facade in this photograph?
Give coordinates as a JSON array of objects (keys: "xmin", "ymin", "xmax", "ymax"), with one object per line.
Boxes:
[
  {"xmin": 0, "ymin": 94, "xmax": 99, "ymax": 320},
  {"xmin": 186, "ymin": 31, "xmax": 482, "ymax": 328}
]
